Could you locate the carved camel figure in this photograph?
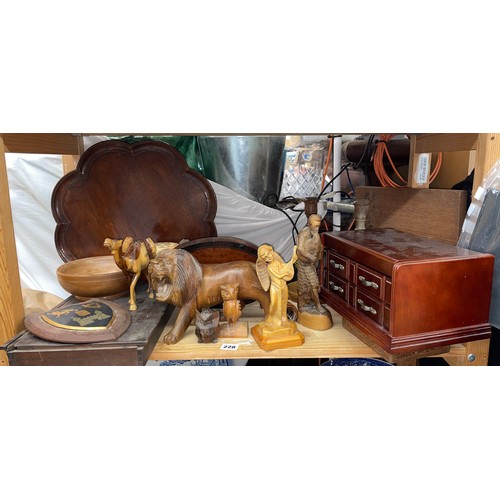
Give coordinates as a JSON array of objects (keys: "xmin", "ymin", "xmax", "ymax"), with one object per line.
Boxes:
[{"xmin": 103, "ymin": 236, "xmax": 157, "ymax": 311}]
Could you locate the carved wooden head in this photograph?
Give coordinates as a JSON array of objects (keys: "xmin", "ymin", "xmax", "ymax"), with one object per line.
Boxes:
[{"xmin": 220, "ymin": 283, "xmax": 239, "ymax": 301}]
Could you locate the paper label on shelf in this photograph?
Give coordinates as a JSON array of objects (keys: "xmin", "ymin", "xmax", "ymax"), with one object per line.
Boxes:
[
  {"xmin": 416, "ymin": 153, "xmax": 431, "ymax": 184},
  {"xmin": 220, "ymin": 343, "xmax": 239, "ymax": 350},
  {"xmin": 220, "ymin": 341, "xmax": 251, "ymax": 351}
]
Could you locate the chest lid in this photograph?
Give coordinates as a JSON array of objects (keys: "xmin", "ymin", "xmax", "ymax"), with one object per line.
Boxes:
[{"xmin": 323, "ymin": 228, "xmax": 489, "ymax": 276}]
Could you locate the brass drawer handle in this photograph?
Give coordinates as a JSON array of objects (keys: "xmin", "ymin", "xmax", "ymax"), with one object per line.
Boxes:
[
  {"xmin": 329, "ymin": 281, "xmax": 344, "ymax": 294},
  {"xmin": 357, "ymin": 299, "xmax": 377, "ymax": 315},
  {"xmin": 329, "ymin": 259, "xmax": 345, "ymax": 270},
  {"xmin": 359, "ymin": 276, "xmax": 379, "ymax": 289}
]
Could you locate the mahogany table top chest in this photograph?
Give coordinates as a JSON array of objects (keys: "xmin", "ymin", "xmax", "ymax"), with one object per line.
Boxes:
[{"xmin": 320, "ymin": 228, "xmax": 495, "ymax": 355}]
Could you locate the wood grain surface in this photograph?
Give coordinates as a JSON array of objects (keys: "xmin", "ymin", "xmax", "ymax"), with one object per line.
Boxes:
[
  {"xmin": 0, "ymin": 136, "xmax": 25, "ymax": 343},
  {"xmin": 356, "ymin": 186, "xmax": 467, "ymax": 244},
  {"xmin": 179, "ymin": 236, "xmax": 258, "ymax": 264},
  {"xmin": 52, "ymin": 139, "xmax": 218, "ymax": 262},
  {"xmin": 150, "ymin": 301, "xmax": 471, "ymax": 363}
]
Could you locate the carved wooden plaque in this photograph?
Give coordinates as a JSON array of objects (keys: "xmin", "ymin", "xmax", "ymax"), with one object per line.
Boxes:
[
  {"xmin": 24, "ymin": 298, "xmax": 131, "ymax": 343},
  {"xmin": 52, "ymin": 140, "xmax": 218, "ymax": 262}
]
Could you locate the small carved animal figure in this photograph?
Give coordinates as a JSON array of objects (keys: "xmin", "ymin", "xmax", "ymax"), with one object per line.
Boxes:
[
  {"xmin": 148, "ymin": 248, "xmax": 270, "ymax": 344},
  {"xmin": 103, "ymin": 236, "xmax": 157, "ymax": 311},
  {"xmin": 195, "ymin": 308, "xmax": 219, "ymax": 343},
  {"xmin": 220, "ymin": 283, "xmax": 242, "ymax": 325}
]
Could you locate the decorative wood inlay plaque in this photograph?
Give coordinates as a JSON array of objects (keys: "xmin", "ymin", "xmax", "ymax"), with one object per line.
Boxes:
[
  {"xmin": 24, "ymin": 299, "xmax": 131, "ymax": 343},
  {"xmin": 41, "ymin": 300, "xmax": 115, "ymax": 330}
]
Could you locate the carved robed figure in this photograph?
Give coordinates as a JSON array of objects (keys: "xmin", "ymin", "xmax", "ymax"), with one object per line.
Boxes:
[
  {"xmin": 296, "ymin": 214, "xmax": 333, "ymax": 330},
  {"xmin": 251, "ymin": 244, "xmax": 305, "ymax": 350}
]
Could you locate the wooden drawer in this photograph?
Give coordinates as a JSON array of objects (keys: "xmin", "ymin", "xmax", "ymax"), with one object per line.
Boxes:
[
  {"xmin": 355, "ymin": 288, "xmax": 384, "ymax": 326},
  {"xmin": 326, "ymin": 274, "xmax": 348, "ymax": 302},
  {"xmin": 355, "ymin": 264, "xmax": 384, "ymax": 299},
  {"xmin": 326, "ymin": 249, "xmax": 348, "ymax": 279}
]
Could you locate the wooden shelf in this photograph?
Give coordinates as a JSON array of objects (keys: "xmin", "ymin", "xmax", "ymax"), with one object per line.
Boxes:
[
  {"xmin": 408, "ymin": 133, "xmax": 500, "ymax": 192},
  {"xmin": 1, "ymin": 133, "xmax": 84, "ymax": 155},
  {"xmin": 1, "ymin": 133, "xmax": 497, "ymax": 366},
  {"xmin": 150, "ymin": 302, "xmax": 470, "ymax": 365}
]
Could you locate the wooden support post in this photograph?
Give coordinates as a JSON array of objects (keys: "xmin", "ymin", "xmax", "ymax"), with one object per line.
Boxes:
[
  {"xmin": 0, "ymin": 136, "xmax": 25, "ymax": 344},
  {"xmin": 408, "ymin": 133, "xmax": 482, "ymax": 189},
  {"xmin": 467, "ymin": 150, "xmax": 477, "ymax": 176},
  {"xmin": 472, "ymin": 133, "xmax": 500, "ymax": 195},
  {"xmin": 409, "ymin": 133, "xmax": 500, "ymax": 196},
  {"xmin": 61, "ymin": 135, "xmax": 84, "ymax": 174},
  {"xmin": 62, "ymin": 155, "xmax": 80, "ymax": 174}
]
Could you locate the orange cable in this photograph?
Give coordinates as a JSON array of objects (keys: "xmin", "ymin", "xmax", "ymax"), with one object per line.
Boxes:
[
  {"xmin": 373, "ymin": 134, "xmax": 442, "ymax": 187},
  {"xmin": 382, "ymin": 140, "xmax": 407, "ymax": 184},
  {"xmin": 373, "ymin": 134, "xmax": 405, "ymax": 187},
  {"xmin": 429, "ymin": 152, "xmax": 443, "ymax": 183}
]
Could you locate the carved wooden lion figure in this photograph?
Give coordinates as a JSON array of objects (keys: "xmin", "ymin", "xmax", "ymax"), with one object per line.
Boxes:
[{"xmin": 148, "ymin": 248, "xmax": 270, "ymax": 344}]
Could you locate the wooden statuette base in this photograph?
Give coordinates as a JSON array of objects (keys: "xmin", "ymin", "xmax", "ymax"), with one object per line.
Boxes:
[
  {"xmin": 219, "ymin": 321, "xmax": 249, "ymax": 338},
  {"xmin": 297, "ymin": 309, "xmax": 333, "ymax": 331},
  {"xmin": 251, "ymin": 321, "xmax": 305, "ymax": 351}
]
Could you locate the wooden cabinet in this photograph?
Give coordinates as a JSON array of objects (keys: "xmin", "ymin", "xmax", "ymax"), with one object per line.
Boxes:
[{"xmin": 320, "ymin": 228, "xmax": 495, "ymax": 355}]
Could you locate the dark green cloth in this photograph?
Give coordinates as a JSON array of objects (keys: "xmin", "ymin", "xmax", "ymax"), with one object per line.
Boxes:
[{"xmin": 111, "ymin": 135, "xmax": 204, "ymax": 175}]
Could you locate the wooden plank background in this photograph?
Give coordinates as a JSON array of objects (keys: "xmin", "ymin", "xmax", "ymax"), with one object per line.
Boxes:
[{"xmin": 356, "ymin": 186, "xmax": 467, "ymax": 244}]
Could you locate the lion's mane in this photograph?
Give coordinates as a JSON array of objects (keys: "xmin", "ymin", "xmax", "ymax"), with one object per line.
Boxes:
[{"xmin": 148, "ymin": 248, "xmax": 203, "ymax": 305}]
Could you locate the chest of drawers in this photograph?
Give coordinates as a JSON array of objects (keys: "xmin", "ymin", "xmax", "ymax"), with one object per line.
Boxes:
[{"xmin": 320, "ymin": 228, "xmax": 494, "ymax": 355}]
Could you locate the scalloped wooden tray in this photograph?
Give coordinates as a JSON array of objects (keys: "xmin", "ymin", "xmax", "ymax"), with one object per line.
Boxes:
[{"xmin": 52, "ymin": 139, "xmax": 218, "ymax": 262}]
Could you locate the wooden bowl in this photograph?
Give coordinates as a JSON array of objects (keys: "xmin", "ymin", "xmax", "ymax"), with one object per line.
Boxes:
[{"xmin": 57, "ymin": 256, "xmax": 129, "ymax": 300}]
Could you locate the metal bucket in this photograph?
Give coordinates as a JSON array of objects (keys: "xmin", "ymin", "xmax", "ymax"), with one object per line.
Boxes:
[{"xmin": 198, "ymin": 136, "xmax": 286, "ymax": 206}]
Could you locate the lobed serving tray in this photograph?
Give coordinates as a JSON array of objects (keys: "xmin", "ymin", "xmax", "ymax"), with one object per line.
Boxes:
[{"xmin": 52, "ymin": 139, "xmax": 218, "ymax": 262}]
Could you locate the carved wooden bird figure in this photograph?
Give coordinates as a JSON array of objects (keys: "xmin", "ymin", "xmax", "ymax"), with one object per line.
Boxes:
[{"xmin": 220, "ymin": 283, "xmax": 242, "ymax": 326}]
